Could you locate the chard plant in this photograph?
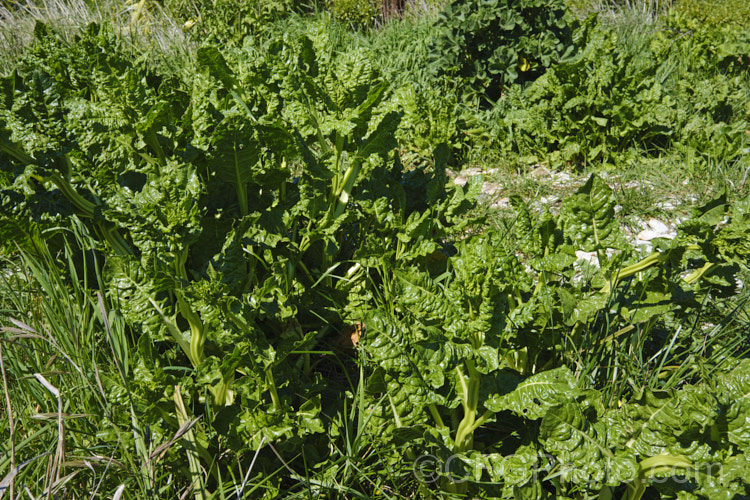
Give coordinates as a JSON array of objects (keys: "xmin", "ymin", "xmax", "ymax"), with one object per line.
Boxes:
[
  {"xmin": 362, "ymin": 173, "xmax": 750, "ymax": 497},
  {"xmin": 0, "ymin": 23, "xmax": 482, "ymax": 494},
  {"xmin": 2, "ymin": 14, "xmax": 750, "ymax": 500}
]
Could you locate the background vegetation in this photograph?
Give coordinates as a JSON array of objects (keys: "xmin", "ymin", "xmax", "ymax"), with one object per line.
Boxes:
[{"xmin": 1, "ymin": 0, "xmax": 749, "ymax": 498}]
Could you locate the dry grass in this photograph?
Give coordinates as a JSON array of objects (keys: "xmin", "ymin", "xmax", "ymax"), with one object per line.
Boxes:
[
  {"xmin": 568, "ymin": 0, "xmax": 673, "ymax": 22},
  {"xmin": 0, "ymin": 0, "xmax": 195, "ymax": 72},
  {"xmin": 0, "ymin": 0, "xmax": 105, "ymax": 68},
  {"xmin": 0, "ymin": 339, "xmax": 16, "ymax": 500}
]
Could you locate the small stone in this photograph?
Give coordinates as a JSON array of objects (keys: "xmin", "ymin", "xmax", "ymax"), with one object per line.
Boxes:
[
  {"xmin": 482, "ymin": 183, "xmax": 503, "ymax": 196},
  {"xmin": 647, "ymin": 219, "xmax": 670, "ymax": 234},
  {"xmin": 462, "ymin": 167, "xmax": 484, "ymax": 177},
  {"xmin": 637, "ymin": 229, "xmax": 661, "ymax": 241},
  {"xmin": 453, "ymin": 176, "xmax": 467, "ymax": 187},
  {"xmin": 492, "ymin": 198, "xmax": 511, "ymax": 209},
  {"xmin": 622, "ymin": 180, "xmax": 651, "ymax": 189},
  {"xmin": 530, "ymin": 165, "xmax": 551, "ymax": 177},
  {"xmin": 659, "ymin": 202, "xmax": 676, "ymax": 211},
  {"xmin": 575, "ymin": 250, "xmax": 599, "ymax": 267}
]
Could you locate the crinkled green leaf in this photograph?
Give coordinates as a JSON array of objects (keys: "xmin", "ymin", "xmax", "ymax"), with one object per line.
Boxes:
[
  {"xmin": 718, "ymin": 359, "xmax": 750, "ymax": 449},
  {"xmin": 560, "ymin": 173, "xmax": 624, "ymax": 252},
  {"xmin": 541, "ymin": 401, "xmax": 638, "ymax": 487},
  {"xmin": 485, "ymin": 367, "xmax": 581, "ymax": 419}
]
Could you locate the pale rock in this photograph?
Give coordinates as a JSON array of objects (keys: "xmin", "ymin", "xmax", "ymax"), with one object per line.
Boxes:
[
  {"xmin": 658, "ymin": 201, "xmax": 676, "ymax": 211},
  {"xmin": 622, "ymin": 180, "xmax": 651, "ymax": 189},
  {"xmin": 637, "ymin": 229, "xmax": 662, "ymax": 241},
  {"xmin": 647, "ymin": 218, "xmax": 670, "ymax": 234},
  {"xmin": 575, "ymin": 250, "xmax": 599, "ymax": 267},
  {"xmin": 491, "ymin": 197, "xmax": 511, "ymax": 209},
  {"xmin": 530, "ymin": 165, "xmax": 551, "ymax": 178},
  {"xmin": 463, "ymin": 167, "xmax": 484, "ymax": 177},
  {"xmin": 482, "ymin": 182, "xmax": 503, "ymax": 196}
]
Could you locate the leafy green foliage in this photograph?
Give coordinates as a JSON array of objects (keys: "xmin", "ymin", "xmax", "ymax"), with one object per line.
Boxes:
[
  {"xmin": 0, "ymin": 21, "xmax": 483, "ymax": 496},
  {"xmin": 167, "ymin": 0, "xmax": 308, "ymax": 46},
  {"xmin": 330, "ymin": 0, "xmax": 380, "ymax": 29},
  {"xmin": 362, "ymin": 173, "xmax": 750, "ymax": 496},
  {"xmin": 429, "ymin": 0, "xmax": 578, "ymax": 103},
  {"xmin": 2, "ymin": 5, "xmax": 750, "ymax": 499},
  {"xmin": 500, "ymin": 16, "xmax": 750, "ymax": 168},
  {"xmin": 672, "ymin": 0, "xmax": 750, "ymax": 28}
]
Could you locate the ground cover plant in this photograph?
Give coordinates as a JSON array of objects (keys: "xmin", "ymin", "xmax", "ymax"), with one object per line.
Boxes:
[
  {"xmin": 497, "ymin": 14, "xmax": 750, "ymax": 169},
  {"xmin": 1, "ymin": 0, "xmax": 750, "ymax": 498}
]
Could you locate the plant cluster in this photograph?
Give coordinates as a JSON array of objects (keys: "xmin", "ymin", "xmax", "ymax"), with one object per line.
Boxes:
[
  {"xmin": 428, "ymin": 0, "xmax": 578, "ymax": 104},
  {"xmin": 1, "ymin": 1, "xmax": 749, "ymax": 498},
  {"xmin": 671, "ymin": 0, "xmax": 750, "ymax": 28},
  {"xmin": 362, "ymin": 174, "xmax": 750, "ymax": 496},
  {"xmin": 0, "ymin": 21, "xmax": 479, "ymax": 496},
  {"xmin": 497, "ymin": 17, "xmax": 750, "ymax": 169},
  {"xmin": 163, "ymin": 0, "xmax": 312, "ymax": 46},
  {"xmin": 330, "ymin": 0, "xmax": 381, "ymax": 29}
]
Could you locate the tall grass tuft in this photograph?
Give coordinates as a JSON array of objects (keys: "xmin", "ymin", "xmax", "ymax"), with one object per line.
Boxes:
[
  {"xmin": 0, "ymin": 0, "xmax": 195, "ymax": 73},
  {"xmin": 568, "ymin": 0, "xmax": 673, "ymax": 22},
  {"xmin": 0, "ymin": 224, "xmax": 156, "ymax": 498}
]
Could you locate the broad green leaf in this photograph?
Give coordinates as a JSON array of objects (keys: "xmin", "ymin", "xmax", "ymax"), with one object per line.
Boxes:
[
  {"xmin": 718, "ymin": 360, "xmax": 750, "ymax": 449},
  {"xmin": 484, "ymin": 367, "xmax": 581, "ymax": 419},
  {"xmin": 560, "ymin": 173, "xmax": 623, "ymax": 252},
  {"xmin": 693, "ymin": 453, "xmax": 750, "ymax": 499},
  {"xmin": 540, "ymin": 401, "xmax": 638, "ymax": 487},
  {"xmin": 208, "ymin": 114, "xmax": 260, "ymax": 216},
  {"xmin": 196, "ymin": 46, "xmax": 240, "ymax": 91},
  {"xmin": 618, "ymin": 386, "xmax": 723, "ymax": 464}
]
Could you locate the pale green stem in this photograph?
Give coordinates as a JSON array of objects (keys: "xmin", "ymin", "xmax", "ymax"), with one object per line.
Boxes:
[
  {"xmin": 428, "ymin": 404, "xmax": 446, "ymax": 430},
  {"xmin": 684, "ymin": 262, "xmax": 717, "ymax": 284},
  {"xmin": 175, "ymin": 292, "xmax": 205, "ymax": 367},
  {"xmin": 266, "ymin": 369, "xmax": 281, "ymax": 411},
  {"xmin": 599, "ymin": 245, "xmax": 701, "ymax": 294},
  {"xmin": 332, "ymin": 158, "xmax": 363, "ymax": 221},
  {"xmin": 454, "ymin": 360, "xmax": 480, "ymax": 453}
]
